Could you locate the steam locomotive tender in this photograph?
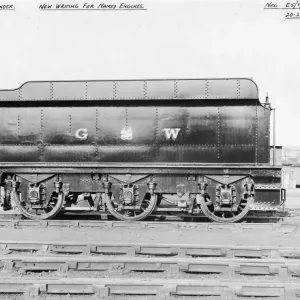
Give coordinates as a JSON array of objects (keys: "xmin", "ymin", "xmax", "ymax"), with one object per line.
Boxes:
[{"xmin": 0, "ymin": 78, "xmax": 284, "ymax": 222}]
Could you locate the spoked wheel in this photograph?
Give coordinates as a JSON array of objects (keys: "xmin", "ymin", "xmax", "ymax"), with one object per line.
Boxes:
[
  {"xmin": 199, "ymin": 194, "xmax": 253, "ymax": 223},
  {"xmin": 12, "ymin": 191, "xmax": 64, "ymax": 220},
  {"xmin": 105, "ymin": 193, "xmax": 157, "ymax": 221}
]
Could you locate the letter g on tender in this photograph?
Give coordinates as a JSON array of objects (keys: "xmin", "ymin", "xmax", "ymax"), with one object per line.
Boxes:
[{"xmin": 75, "ymin": 128, "xmax": 88, "ymax": 140}]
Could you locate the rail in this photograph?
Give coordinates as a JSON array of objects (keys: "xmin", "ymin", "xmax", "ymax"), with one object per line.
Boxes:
[
  {"xmin": 2, "ymin": 240, "xmax": 300, "ymax": 259},
  {"xmin": 0, "ymin": 277, "xmax": 299, "ymax": 299}
]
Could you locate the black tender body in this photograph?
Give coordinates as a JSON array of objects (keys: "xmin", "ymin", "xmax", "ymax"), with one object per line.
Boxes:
[
  {"xmin": 0, "ymin": 78, "xmax": 268, "ymax": 164},
  {"xmin": 0, "ymin": 78, "xmax": 283, "ymax": 222}
]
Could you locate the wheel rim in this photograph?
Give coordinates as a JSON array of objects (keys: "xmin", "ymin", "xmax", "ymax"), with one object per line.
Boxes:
[
  {"xmin": 105, "ymin": 193, "xmax": 157, "ymax": 221},
  {"xmin": 199, "ymin": 194, "xmax": 252, "ymax": 223},
  {"xmin": 12, "ymin": 191, "xmax": 64, "ymax": 220}
]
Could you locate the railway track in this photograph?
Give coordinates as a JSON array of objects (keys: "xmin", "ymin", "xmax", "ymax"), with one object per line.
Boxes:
[
  {"xmin": 1, "ymin": 244, "xmax": 300, "ymax": 299},
  {"xmin": 0, "ymin": 277, "xmax": 299, "ymax": 299},
  {"xmin": 0, "ymin": 218, "xmax": 299, "ymax": 234},
  {"xmin": 3, "ymin": 254, "xmax": 300, "ymax": 277},
  {"xmin": 1, "ymin": 241, "xmax": 300, "ymax": 299},
  {"xmin": 1, "ymin": 215, "xmax": 300, "ymax": 299},
  {"xmin": 2, "ymin": 240, "xmax": 300, "ymax": 259}
]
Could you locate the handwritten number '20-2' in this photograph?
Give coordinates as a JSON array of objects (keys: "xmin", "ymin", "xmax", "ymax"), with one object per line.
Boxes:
[{"xmin": 286, "ymin": 12, "xmax": 300, "ymax": 17}]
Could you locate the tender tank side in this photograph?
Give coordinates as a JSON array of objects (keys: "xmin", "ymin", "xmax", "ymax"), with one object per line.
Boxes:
[
  {"xmin": 0, "ymin": 101, "xmax": 267, "ymax": 164},
  {"xmin": 0, "ymin": 78, "xmax": 265, "ymax": 164}
]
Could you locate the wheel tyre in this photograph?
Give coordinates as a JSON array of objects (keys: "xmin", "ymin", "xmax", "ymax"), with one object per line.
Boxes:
[
  {"xmin": 12, "ymin": 191, "xmax": 64, "ymax": 220},
  {"xmin": 199, "ymin": 195, "xmax": 252, "ymax": 223},
  {"xmin": 105, "ymin": 193, "xmax": 157, "ymax": 221}
]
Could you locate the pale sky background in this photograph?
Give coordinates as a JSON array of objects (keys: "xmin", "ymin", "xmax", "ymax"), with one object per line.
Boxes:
[{"xmin": 0, "ymin": 0, "xmax": 299, "ymax": 146}]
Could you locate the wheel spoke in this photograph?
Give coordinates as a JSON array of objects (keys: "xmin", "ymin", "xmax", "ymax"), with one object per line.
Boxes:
[
  {"xmin": 14, "ymin": 192, "xmax": 64, "ymax": 220},
  {"xmin": 105, "ymin": 193, "xmax": 157, "ymax": 221},
  {"xmin": 200, "ymin": 196, "xmax": 251, "ymax": 223}
]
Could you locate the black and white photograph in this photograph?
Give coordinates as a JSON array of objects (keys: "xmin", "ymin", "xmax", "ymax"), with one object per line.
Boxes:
[{"xmin": 0, "ymin": 0, "xmax": 300, "ymax": 298}]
